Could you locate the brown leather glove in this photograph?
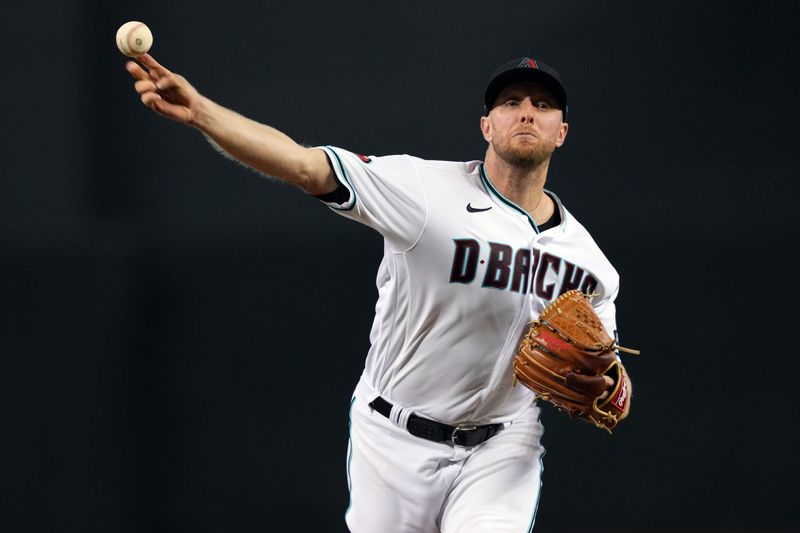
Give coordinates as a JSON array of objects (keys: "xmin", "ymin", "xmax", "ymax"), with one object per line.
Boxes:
[{"xmin": 513, "ymin": 290, "xmax": 638, "ymax": 433}]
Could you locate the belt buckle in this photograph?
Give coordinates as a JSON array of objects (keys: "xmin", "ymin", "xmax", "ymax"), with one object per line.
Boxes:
[{"xmin": 451, "ymin": 426, "xmax": 477, "ymax": 447}]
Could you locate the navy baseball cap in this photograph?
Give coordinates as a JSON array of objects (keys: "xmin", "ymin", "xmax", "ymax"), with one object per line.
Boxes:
[{"xmin": 483, "ymin": 57, "xmax": 568, "ymax": 120}]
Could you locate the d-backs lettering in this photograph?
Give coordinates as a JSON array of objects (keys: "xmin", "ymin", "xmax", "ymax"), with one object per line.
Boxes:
[{"xmin": 449, "ymin": 238, "xmax": 597, "ymax": 299}]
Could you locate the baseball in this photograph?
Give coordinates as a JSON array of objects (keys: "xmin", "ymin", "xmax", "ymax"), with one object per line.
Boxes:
[{"xmin": 116, "ymin": 21, "xmax": 153, "ymax": 57}]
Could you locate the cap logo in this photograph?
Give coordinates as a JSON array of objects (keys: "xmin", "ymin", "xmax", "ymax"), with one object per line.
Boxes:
[{"xmin": 519, "ymin": 58, "xmax": 539, "ymax": 69}]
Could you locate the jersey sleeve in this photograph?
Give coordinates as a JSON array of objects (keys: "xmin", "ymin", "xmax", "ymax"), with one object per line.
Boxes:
[
  {"xmin": 315, "ymin": 146, "xmax": 427, "ymax": 252},
  {"xmin": 592, "ymin": 283, "xmax": 618, "ymax": 339},
  {"xmin": 589, "ymin": 270, "xmax": 623, "ymax": 359}
]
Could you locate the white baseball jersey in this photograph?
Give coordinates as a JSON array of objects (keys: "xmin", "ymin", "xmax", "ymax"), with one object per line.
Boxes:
[{"xmin": 317, "ymin": 146, "xmax": 619, "ymax": 426}]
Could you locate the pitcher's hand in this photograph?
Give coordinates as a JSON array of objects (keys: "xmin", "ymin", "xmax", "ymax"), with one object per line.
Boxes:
[{"xmin": 126, "ymin": 53, "xmax": 201, "ymax": 125}]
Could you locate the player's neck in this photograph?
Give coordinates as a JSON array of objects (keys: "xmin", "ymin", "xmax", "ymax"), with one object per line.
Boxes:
[{"xmin": 484, "ymin": 152, "xmax": 553, "ymax": 223}]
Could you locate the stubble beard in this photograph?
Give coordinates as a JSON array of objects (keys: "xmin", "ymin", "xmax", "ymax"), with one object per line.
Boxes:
[{"xmin": 493, "ymin": 137, "xmax": 554, "ymax": 171}]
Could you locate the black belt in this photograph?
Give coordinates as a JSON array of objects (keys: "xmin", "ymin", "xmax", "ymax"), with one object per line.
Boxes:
[{"xmin": 368, "ymin": 396, "xmax": 502, "ymax": 447}]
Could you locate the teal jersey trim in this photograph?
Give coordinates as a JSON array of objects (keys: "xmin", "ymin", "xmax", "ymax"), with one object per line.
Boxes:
[
  {"xmin": 479, "ymin": 164, "xmax": 540, "ymax": 233},
  {"xmin": 325, "ymin": 146, "xmax": 357, "ymax": 212},
  {"xmin": 526, "ymin": 445, "xmax": 546, "ymax": 532},
  {"xmin": 344, "ymin": 396, "xmax": 357, "ymax": 521}
]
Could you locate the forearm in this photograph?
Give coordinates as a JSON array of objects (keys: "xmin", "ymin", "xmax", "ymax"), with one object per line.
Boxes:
[{"xmin": 127, "ymin": 54, "xmax": 335, "ymax": 195}]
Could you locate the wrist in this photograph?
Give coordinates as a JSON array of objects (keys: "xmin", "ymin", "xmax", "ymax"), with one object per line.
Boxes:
[{"xmin": 189, "ymin": 95, "xmax": 215, "ymax": 130}]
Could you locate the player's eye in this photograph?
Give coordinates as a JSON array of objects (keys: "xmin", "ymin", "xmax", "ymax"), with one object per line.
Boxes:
[
  {"xmin": 535, "ymin": 100, "xmax": 551, "ymax": 109},
  {"xmin": 504, "ymin": 99, "xmax": 520, "ymax": 106}
]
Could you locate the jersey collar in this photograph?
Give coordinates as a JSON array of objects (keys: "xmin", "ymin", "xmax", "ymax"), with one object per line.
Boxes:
[{"xmin": 479, "ymin": 164, "xmax": 567, "ymax": 234}]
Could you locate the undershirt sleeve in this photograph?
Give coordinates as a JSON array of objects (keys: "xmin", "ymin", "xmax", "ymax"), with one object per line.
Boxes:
[{"xmin": 312, "ymin": 177, "xmax": 350, "ymax": 205}]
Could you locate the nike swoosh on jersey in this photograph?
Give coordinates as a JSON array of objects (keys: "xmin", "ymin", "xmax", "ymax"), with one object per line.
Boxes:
[{"xmin": 466, "ymin": 203, "xmax": 493, "ymax": 213}]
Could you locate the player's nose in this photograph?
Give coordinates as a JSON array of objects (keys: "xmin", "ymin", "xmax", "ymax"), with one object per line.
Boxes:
[{"xmin": 518, "ymin": 99, "xmax": 536, "ymax": 123}]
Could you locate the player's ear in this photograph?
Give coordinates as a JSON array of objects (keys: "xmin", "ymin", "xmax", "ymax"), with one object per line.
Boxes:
[
  {"xmin": 555, "ymin": 121, "xmax": 568, "ymax": 148},
  {"xmin": 480, "ymin": 115, "xmax": 492, "ymax": 142}
]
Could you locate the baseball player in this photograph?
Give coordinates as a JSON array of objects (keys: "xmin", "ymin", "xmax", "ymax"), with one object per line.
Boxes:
[{"xmin": 126, "ymin": 54, "xmax": 633, "ymax": 532}]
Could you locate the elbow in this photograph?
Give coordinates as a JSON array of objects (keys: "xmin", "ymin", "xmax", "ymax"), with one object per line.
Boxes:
[
  {"xmin": 294, "ymin": 150, "xmax": 337, "ymax": 196},
  {"xmin": 294, "ymin": 162, "xmax": 320, "ymax": 194}
]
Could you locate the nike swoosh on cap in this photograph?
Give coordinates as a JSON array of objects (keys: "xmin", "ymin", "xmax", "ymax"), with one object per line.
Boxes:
[{"xmin": 466, "ymin": 203, "xmax": 492, "ymax": 213}]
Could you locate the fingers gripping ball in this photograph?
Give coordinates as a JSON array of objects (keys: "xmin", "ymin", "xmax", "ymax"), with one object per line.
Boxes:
[
  {"xmin": 512, "ymin": 290, "xmax": 639, "ymax": 433},
  {"xmin": 116, "ymin": 21, "xmax": 153, "ymax": 57}
]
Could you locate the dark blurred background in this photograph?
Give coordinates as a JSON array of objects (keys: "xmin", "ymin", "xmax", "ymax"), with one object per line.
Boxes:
[{"xmin": 2, "ymin": 1, "xmax": 798, "ymax": 531}]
